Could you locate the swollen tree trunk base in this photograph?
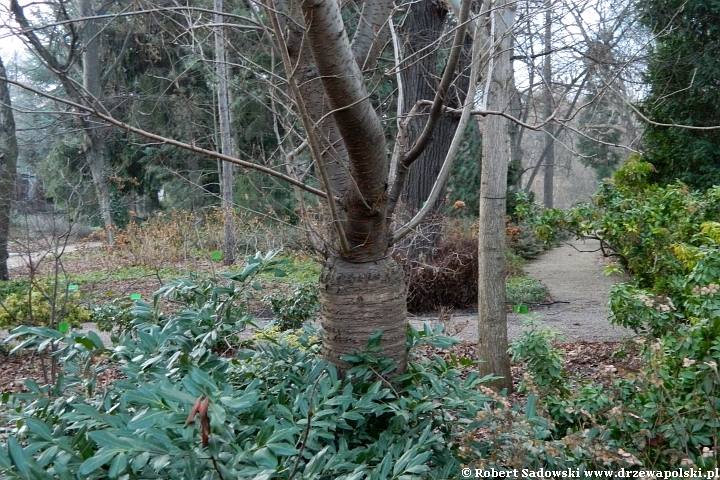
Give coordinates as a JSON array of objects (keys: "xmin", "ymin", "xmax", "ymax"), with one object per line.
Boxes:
[{"xmin": 320, "ymin": 256, "xmax": 408, "ymax": 375}]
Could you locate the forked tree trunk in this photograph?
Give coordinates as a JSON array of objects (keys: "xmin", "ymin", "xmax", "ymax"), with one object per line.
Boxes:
[
  {"xmin": 284, "ymin": 0, "xmax": 407, "ymax": 371},
  {"xmin": 0, "ymin": 55, "xmax": 18, "ymax": 281},
  {"xmin": 270, "ymin": 0, "xmax": 468, "ymax": 373},
  {"xmin": 320, "ymin": 257, "xmax": 408, "ymax": 373}
]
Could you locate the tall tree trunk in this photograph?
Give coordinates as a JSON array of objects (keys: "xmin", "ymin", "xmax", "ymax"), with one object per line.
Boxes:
[
  {"xmin": 80, "ymin": 0, "xmax": 114, "ymax": 243},
  {"xmin": 0, "ymin": 55, "xmax": 18, "ymax": 281},
  {"xmin": 477, "ymin": 0, "xmax": 515, "ymax": 392},
  {"xmin": 398, "ymin": 0, "xmax": 459, "ymax": 256},
  {"xmin": 215, "ymin": 0, "xmax": 235, "ymax": 266},
  {"xmin": 508, "ymin": 86, "xmax": 523, "ymax": 191},
  {"xmin": 542, "ymin": 1, "xmax": 554, "ymax": 208}
]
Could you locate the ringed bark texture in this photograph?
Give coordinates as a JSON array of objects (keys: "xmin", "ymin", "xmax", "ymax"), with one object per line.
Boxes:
[{"xmin": 320, "ymin": 257, "xmax": 408, "ymax": 374}]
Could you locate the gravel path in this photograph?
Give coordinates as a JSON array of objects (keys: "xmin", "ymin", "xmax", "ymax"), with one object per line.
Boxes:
[{"xmin": 409, "ymin": 237, "xmax": 634, "ymax": 343}]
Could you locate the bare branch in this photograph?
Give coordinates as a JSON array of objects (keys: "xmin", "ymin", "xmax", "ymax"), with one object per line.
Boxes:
[{"xmin": 0, "ymin": 75, "xmax": 329, "ymax": 199}]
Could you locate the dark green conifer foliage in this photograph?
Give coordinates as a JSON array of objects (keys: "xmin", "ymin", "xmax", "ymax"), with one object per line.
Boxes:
[{"xmin": 639, "ymin": 0, "xmax": 720, "ymax": 188}]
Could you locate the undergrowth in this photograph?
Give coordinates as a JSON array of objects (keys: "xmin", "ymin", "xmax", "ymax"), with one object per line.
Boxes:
[
  {"xmin": 1, "ymin": 252, "xmax": 635, "ymax": 478},
  {"xmin": 515, "ymin": 157, "xmax": 720, "ymax": 470}
]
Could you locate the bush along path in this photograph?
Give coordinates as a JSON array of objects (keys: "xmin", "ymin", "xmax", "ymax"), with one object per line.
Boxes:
[{"xmin": 410, "ymin": 237, "xmax": 632, "ymax": 343}]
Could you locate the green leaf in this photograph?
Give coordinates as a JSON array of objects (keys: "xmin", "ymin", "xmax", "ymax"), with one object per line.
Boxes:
[
  {"xmin": 74, "ymin": 336, "xmax": 97, "ymax": 350},
  {"xmin": 0, "ymin": 444, "xmax": 10, "ymax": 470},
  {"xmin": 156, "ymin": 387, "xmax": 198, "ymax": 405},
  {"xmin": 24, "ymin": 418, "xmax": 54, "ymax": 442},
  {"xmin": 127, "ymin": 409, "xmax": 170, "ymax": 429},
  {"xmin": 131, "ymin": 451, "xmax": 151, "ymax": 472},
  {"xmin": 123, "ymin": 386, "xmax": 163, "ymax": 407},
  {"xmin": 187, "ymin": 366, "xmax": 219, "ymax": 393},
  {"xmin": 266, "ymin": 442, "xmax": 298, "ymax": 457},
  {"xmin": 427, "ymin": 335, "xmax": 459, "ymax": 349},
  {"xmin": 79, "ymin": 448, "xmax": 118, "ymax": 475},
  {"xmin": 87, "ymin": 330, "xmax": 106, "ymax": 350},
  {"xmin": 8, "ymin": 436, "xmax": 32, "ymax": 477},
  {"xmin": 87, "ymin": 431, "xmax": 135, "ymax": 451},
  {"xmin": 219, "ymin": 392, "xmax": 260, "ymax": 410},
  {"xmin": 375, "ymin": 451, "xmax": 393, "ymax": 479},
  {"xmin": 252, "ymin": 447, "xmax": 278, "ymax": 468},
  {"xmin": 108, "ymin": 452, "xmax": 128, "ymax": 478},
  {"xmin": 151, "ymin": 454, "xmax": 171, "ymax": 471},
  {"xmin": 525, "ymin": 394, "xmax": 537, "ymax": 418},
  {"xmin": 304, "ymin": 446, "xmax": 330, "ymax": 476}
]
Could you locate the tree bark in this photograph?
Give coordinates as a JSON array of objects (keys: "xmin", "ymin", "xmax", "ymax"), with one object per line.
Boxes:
[
  {"xmin": 0, "ymin": 55, "xmax": 18, "ymax": 281},
  {"xmin": 272, "ymin": 0, "xmax": 407, "ymax": 370},
  {"xmin": 320, "ymin": 257, "xmax": 407, "ymax": 373},
  {"xmin": 215, "ymin": 0, "xmax": 235, "ymax": 266},
  {"xmin": 80, "ymin": 0, "xmax": 114, "ymax": 243},
  {"xmin": 399, "ymin": 0, "xmax": 462, "ymax": 256},
  {"xmin": 299, "ymin": 0, "xmax": 390, "ymax": 261},
  {"xmin": 542, "ymin": 0, "xmax": 554, "ymax": 208},
  {"xmin": 477, "ymin": 0, "xmax": 515, "ymax": 392}
]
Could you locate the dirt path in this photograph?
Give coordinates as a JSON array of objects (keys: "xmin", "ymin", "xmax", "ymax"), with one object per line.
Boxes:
[
  {"xmin": 7, "ymin": 242, "xmax": 104, "ymax": 271},
  {"xmin": 409, "ymin": 237, "xmax": 634, "ymax": 343},
  {"xmin": 2, "ymin": 239, "xmax": 632, "ymax": 347}
]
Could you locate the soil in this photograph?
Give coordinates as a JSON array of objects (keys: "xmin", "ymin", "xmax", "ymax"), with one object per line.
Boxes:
[{"xmin": 0, "ymin": 237, "xmax": 637, "ymax": 394}]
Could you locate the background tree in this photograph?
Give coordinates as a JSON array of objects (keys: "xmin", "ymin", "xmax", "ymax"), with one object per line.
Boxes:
[
  {"xmin": 542, "ymin": 0, "xmax": 555, "ymax": 208},
  {"xmin": 396, "ymin": 0, "xmax": 471, "ymax": 257},
  {"xmin": 476, "ymin": 0, "xmax": 516, "ymax": 392},
  {"xmin": 0, "ymin": 55, "xmax": 18, "ymax": 280},
  {"xmin": 215, "ymin": 0, "xmax": 235, "ymax": 265},
  {"xmin": 639, "ymin": 0, "xmax": 720, "ymax": 189},
  {"xmin": 10, "ymin": 0, "xmax": 117, "ymax": 241}
]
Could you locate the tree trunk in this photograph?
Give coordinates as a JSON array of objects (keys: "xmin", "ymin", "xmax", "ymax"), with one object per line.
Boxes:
[
  {"xmin": 0, "ymin": 55, "xmax": 18, "ymax": 281},
  {"xmin": 85, "ymin": 138, "xmax": 113, "ymax": 241},
  {"xmin": 508, "ymin": 85, "xmax": 523, "ymax": 191},
  {"xmin": 477, "ymin": 0, "xmax": 515, "ymax": 392},
  {"xmin": 320, "ymin": 256, "xmax": 407, "ymax": 373},
  {"xmin": 215, "ymin": 0, "xmax": 235, "ymax": 266},
  {"xmin": 542, "ymin": 1, "xmax": 554, "ymax": 209},
  {"xmin": 80, "ymin": 0, "xmax": 114, "ymax": 243},
  {"xmin": 398, "ymin": 0, "xmax": 457, "ymax": 256}
]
